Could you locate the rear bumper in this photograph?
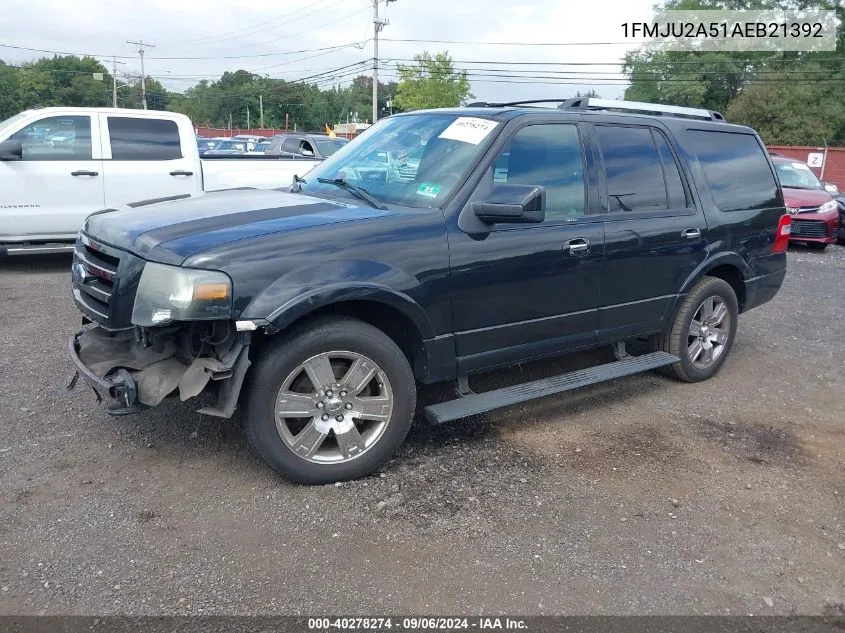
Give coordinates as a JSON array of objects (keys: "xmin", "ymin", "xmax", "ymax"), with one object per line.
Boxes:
[{"xmin": 743, "ymin": 268, "xmax": 787, "ymax": 313}]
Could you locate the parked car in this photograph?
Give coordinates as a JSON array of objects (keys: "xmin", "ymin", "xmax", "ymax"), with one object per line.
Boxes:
[
  {"xmin": 0, "ymin": 107, "xmax": 320, "ymax": 255},
  {"xmin": 249, "ymin": 141, "xmax": 271, "ymax": 155},
  {"xmin": 67, "ymin": 98, "xmax": 788, "ymax": 484},
  {"xmin": 265, "ymin": 133, "xmax": 348, "ymax": 159},
  {"xmin": 834, "ymin": 193, "xmax": 845, "ymax": 244},
  {"xmin": 771, "ymin": 156, "xmax": 840, "ymax": 250},
  {"xmin": 233, "ymin": 134, "xmax": 266, "ymax": 144},
  {"xmin": 197, "ymin": 138, "xmax": 225, "ymax": 156},
  {"xmin": 204, "ymin": 139, "xmax": 256, "ymax": 155}
]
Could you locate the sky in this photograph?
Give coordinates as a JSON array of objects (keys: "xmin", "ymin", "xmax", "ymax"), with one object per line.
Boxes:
[{"xmin": 1, "ymin": 0, "xmax": 661, "ymax": 104}]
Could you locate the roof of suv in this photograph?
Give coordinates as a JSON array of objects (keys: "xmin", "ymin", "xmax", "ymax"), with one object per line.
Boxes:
[{"xmin": 396, "ymin": 103, "xmax": 755, "ymax": 134}]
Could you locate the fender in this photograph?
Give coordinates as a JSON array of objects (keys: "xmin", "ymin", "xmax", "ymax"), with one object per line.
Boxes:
[
  {"xmin": 240, "ymin": 258, "xmax": 437, "ymax": 339},
  {"xmin": 661, "ymin": 251, "xmax": 751, "ymax": 325},
  {"xmin": 678, "ymin": 251, "xmax": 751, "ymax": 295}
]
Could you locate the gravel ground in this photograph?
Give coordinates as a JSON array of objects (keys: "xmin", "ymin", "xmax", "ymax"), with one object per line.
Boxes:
[{"xmin": 0, "ymin": 246, "xmax": 843, "ymax": 616}]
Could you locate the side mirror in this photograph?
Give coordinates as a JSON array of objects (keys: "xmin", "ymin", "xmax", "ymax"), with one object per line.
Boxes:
[
  {"xmin": 0, "ymin": 139, "xmax": 23, "ymax": 161},
  {"xmin": 472, "ymin": 184, "xmax": 545, "ymax": 224},
  {"xmin": 823, "ymin": 182, "xmax": 839, "ymax": 194},
  {"xmin": 301, "ymin": 148, "xmax": 315, "ymax": 157}
]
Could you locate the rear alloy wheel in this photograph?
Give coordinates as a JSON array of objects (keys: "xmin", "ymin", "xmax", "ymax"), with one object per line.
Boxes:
[
  {"xmin": 243, "ymin": 316, "xmax": 415, "ymax": 484},
  {"xmin": 658, "ymin": 276, "xmax": 739, "ymax": 383}
]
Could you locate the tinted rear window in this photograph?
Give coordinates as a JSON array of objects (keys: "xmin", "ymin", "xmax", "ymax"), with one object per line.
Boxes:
[
  {"xmin": 108, "ymin": 117, "xmax": 182, "ymax": 160},
  {"xmin": 594, "ymin": 125, "xmax": 670, "ymax": 212},
  {"xmin": 687, "ymin": 130, "xmax": 778, "ymax": 212}
]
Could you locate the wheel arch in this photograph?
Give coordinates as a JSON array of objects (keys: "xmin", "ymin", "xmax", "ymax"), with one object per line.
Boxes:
[
  {"xmin": 258, "ymin": 286, "xmax": 439, "ymax": 382},
  {"xmin": 679, "ymin": 253, "xmax": 749, "ymax": 313}
]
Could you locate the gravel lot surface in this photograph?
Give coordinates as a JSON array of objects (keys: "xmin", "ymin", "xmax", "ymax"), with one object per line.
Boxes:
[{"xmin": 0, "ymin": 247, "xmax": 843, "ymax": 616}]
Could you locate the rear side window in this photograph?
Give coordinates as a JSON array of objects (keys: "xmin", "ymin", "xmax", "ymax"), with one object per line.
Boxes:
[
  {"xmin": 108, "ymin": 117, "xmax": 182, "ymax": 160},
  {"xmin": 652, "ymin": 130, "xmax": 687, "ymax": 208},
  {"xmin": 687, "ymin": 130, "xmax": 778, "ymax": 212},
  {"xmin": 594, "ymin": 125, "xmax": 669, "ymax": 212}
]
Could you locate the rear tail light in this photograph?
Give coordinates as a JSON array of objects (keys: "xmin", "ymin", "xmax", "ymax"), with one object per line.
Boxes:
[{"xmin": 772, "ymin": 214, "xmax": 791, "ymax": 253}]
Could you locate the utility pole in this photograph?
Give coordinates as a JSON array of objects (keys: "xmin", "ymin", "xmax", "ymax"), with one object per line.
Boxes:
[
  {"xmin": 111, "ymin": 56, "xmax": 126, "ymax": 108},
  {"xmin": 127, "ymin": 40, "xmax": 155, "ymax": 109},
  {"xmin": 372, "ymin": 0, "xmax": 395, "ymax": 124},
  {"xmin": 259, "ymin": 95, "xmax": 264, "ymax": 129},
  {"xmin": 247, "ymin": 104, "xmax": 250, "ymax": 129}
]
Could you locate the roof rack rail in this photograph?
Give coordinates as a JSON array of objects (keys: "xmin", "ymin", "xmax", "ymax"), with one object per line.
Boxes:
[
  {"xmin": 466, "ymin": 99, "xmax": 569, "ymax": 108},
  {"xmin": 559, "ymin": 97, "xmax": 725, "ymax": 121}
]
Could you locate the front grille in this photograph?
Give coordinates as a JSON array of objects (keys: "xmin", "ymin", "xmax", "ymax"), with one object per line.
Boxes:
[
  {"xmin": 72, "ymin": 234, "xmax": 121, "ymax": 326},
  {"xmin": 798, "ymin": 206, "xmax": 820, "ymax": 214},
  {"xmin": 791, "ymin": 219, "xmax": 828, "ymax": 238}
]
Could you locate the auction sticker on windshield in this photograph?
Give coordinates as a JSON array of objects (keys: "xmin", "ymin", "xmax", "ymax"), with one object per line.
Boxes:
[
  {"xmin": 438, "ymin": 117, "xmax": 499, "ymax": 145},
  {"xmin": 416, "ymin": 183, "xmax": 442, "ymax": 198}
]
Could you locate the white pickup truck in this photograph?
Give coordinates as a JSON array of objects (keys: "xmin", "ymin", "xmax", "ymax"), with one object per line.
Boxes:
[{"xmin": 0, "ymin": 107, "xmax": 320, "ymax": 255}]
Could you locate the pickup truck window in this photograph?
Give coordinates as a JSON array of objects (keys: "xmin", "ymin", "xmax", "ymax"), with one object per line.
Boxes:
[
  {"xmin": 315, "ymin": 138, "xmax": 347, "ymax": 157},
  {"xmin": 301, "ymin": 113, "xmax": 499, "ymax": 208},
  {"xmin": 594, "ymin": 125, "xmax": 670, "ymax": 213},
  {"xmin": 490, "ymin": 124, "xmax": 586, "ymax": 220},
  {"xmin": 108, "ymin": 117, "xmax": 182, "ymax": 161},
  {"xmin": 9, "ymin": 116, "xmax": 92, "ymax": 161},
  {"xmin": 688, "ymin": 130, "xmax": 779, "ymax": 212}
]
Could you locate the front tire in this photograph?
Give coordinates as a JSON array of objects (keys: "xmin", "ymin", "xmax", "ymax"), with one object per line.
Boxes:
[
  {"xmin": 243, "ymin": 316, "xmax": 416, "ymax": 484},
  {"xmin": 658, "ymin": 276, "xmax": 739, "ymax": 383}
]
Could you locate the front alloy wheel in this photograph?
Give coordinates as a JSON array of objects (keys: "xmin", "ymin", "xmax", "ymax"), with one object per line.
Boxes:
[
  {"xmin": 275, "ymin": 351, "xmax": 394, "ymax": 464},
  {"xmin": 243, "ymin": 316, "xmax": 416, "ymax": 484}
]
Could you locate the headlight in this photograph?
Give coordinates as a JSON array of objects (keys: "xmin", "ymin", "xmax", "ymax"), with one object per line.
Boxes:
[
  {"xmin": 819, "ymin": 199, "xmax": 837, "ymax": 214},
  {"xmin": 131, "ymin": 263, "xmax": 232, "ymax": 327}
]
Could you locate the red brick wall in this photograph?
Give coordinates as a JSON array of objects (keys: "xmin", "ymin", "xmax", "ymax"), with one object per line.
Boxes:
[{"xmin": 767, "ymin": 145, "xmax": 845, "ymax": 190}]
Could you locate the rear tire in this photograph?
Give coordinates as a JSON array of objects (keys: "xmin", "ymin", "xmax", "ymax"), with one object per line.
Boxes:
[
  {"xmin": 242, "ymin": 316, "xmax": 416, "ymax": 484},
  {"xmin": 658, "ymin": 276, "xmax": 739, "ymax": 383}
]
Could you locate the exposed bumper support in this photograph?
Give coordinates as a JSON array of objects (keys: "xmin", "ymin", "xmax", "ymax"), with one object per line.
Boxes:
[{"xmin": 67, "ymin": 326, "xmax": 251, "ymax": 418}]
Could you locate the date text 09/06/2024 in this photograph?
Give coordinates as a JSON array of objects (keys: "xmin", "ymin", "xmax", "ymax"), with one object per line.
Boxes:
[{"xmin": 307, "ymin": 617, "xmax": 528, "ymax": 630}]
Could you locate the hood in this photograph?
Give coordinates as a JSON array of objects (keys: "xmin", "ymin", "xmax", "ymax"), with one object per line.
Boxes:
[
  {"xmin": 83, "ymin": 189, "xmax": 394, "ymax": 265},
  {"xmin": 782, "ymin": 186, "xmax": 833, "ymax": 208}
]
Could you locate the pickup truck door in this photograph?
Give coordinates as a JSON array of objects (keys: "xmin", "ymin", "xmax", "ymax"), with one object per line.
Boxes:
[
  {"xmin": 447, "ymin": 120, "xmax": 604, "ymax": 374},
  {"xmin": 584, "ymin": 121, "xmax": 709, "ymax": 343},
  {"xmin": 1, "ymin": 113, "xmax": 104, "ymax": 240},
  {"xmin": 98, "ymin": 113, "xmax": 201, "ymax": 207}
]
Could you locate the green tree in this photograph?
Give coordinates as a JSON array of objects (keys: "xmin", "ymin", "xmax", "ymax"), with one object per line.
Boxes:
[
  {"xmin": 0, "ymin": 61, "xmax": 22, "ymax": 119},
  {"xmin": 394, "ymin": 51, "xmax": 472, "ymax": 111}
]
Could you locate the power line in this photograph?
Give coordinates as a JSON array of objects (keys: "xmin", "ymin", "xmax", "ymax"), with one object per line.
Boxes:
[
  {"xmin": 0, "ymin": 41, "xmax": 369, "ymax": 60},
  {"xmin": 178, "ymin": 0, "xmax": 345, "ymax": 45}
]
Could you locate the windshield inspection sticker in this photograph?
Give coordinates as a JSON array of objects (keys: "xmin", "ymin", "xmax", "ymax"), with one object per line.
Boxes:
[
  {"xmin": 438, "ymin": 117, "xmax": 499, "ymax": 145},
  {"xmin": 416, "ymin": 183, "xmax": 442, "ymax": 198}
]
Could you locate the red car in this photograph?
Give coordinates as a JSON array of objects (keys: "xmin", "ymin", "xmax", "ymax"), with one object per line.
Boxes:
[{"xmin": 772, "ymin": 157, "xmax": 840, "ymax": 250}]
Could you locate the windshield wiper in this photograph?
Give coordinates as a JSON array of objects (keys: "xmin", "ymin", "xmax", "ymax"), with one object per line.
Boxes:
[{"xmin": 316, "ymin": 177, "xmax": 387, "ymax": 210}]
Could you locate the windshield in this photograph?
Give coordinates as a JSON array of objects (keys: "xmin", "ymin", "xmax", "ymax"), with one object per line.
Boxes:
[
  {"xmin": 299, "ymin": 113, "xmax": 501, "ymax": 208},
  {"xmin": 198, "ymin": 139, "xmax": 217, "ymax": 149},
  {"xmin": 315, "ymin": 138, "xmax": 348, "ymax": 157},
  {"xmin": 775, "ymin": 161, "xmax": 823, "ymax": 190}
]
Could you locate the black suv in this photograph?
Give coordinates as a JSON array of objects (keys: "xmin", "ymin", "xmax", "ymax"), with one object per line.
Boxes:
[{"xmin": 68, "ymin": 98, "xmax": 790, "ymax": 484}]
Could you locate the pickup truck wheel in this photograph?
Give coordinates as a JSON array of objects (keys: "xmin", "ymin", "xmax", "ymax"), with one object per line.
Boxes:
[
  {"xmin": 242, "ymin": 316, "xmax": 415, "ymax": 484},
  {"xmin": 659, "ymin": 276, "xmax": 738, "ymax": 383}
]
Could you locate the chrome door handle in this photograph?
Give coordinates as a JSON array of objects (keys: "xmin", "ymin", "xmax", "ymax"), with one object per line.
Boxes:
[
  {"xmin": 682, "ymin": 228, "xmax": 701, "ymax": 240},
  {"xmin": 563, "ymin": 238, "xmax": 590, "ymax": 256}
]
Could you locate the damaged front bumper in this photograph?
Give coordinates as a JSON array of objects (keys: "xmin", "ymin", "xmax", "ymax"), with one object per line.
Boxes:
[{"xmin": 68, "ymin": 325, "xmax": 251, "ymax": 417}]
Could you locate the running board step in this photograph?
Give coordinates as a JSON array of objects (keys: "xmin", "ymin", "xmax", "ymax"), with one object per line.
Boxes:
[{"xmin": 424, "ymin": 351, "xmax": 679, "ymax": 425}]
